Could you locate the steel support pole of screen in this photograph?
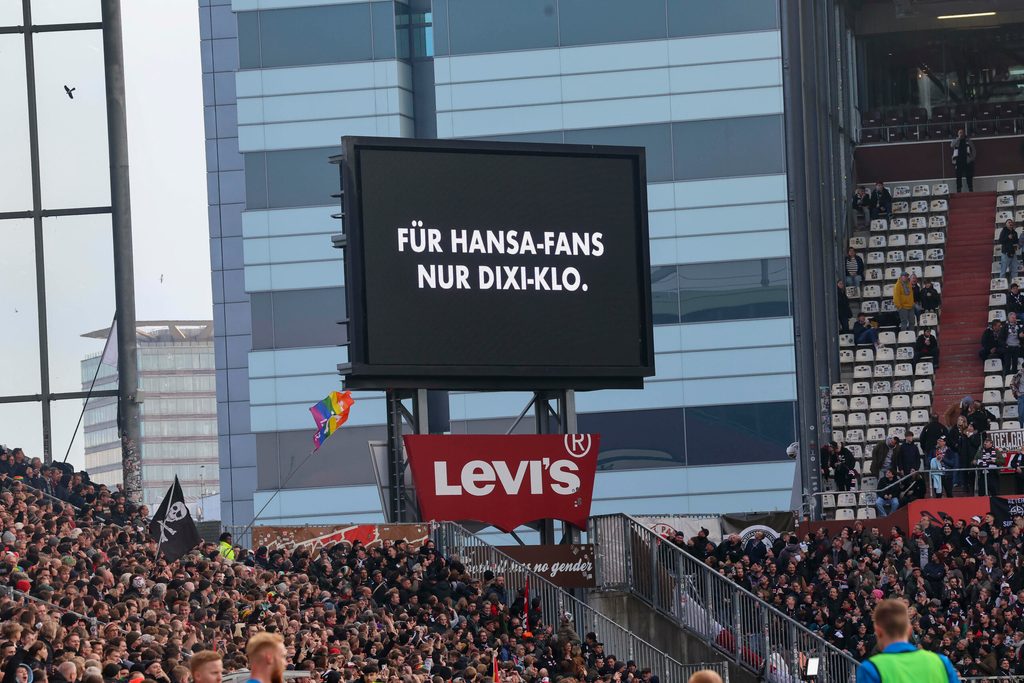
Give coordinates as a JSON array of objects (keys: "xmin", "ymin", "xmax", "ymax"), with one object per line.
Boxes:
[
  {"xmin": 21, "ymin": 0, "xmax": 53, "ymax": 462},
  {"xmin": 102, "ymin": 0, "xmax": 143, "ymax": 505},
  {"xmin": 533, "ymin": 390, "xmax": 578, "ymax": 544},
  {"xmin": 781, "ymin": 0, "xmax": 824, "ymax": 518}
]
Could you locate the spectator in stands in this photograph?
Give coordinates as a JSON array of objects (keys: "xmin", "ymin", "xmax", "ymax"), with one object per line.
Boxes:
[
  {"xmin": 977, "ymin": 436, "xmax": 1001, "ymax": 495},
  {"xmin": 835, "ymin": 444, "xmax": 855, "ymax": 492},
  {"xmin": 914, "ymin": 328, "xmax": 940, "ymax": 371},
  {"xmin": 919, "ymin": 280, "xmax": 941, "ymax": 312},
  {"xmin": 920, "ymin": 413, "xmax": 947, "ymax": 456},
  {"xmin": 909, "ymin": 274, "xmax": 923, "ymax": 316},
  {"xmin": 1013, "ymin": 365, "xmax": 1024, "ymax": 426},
  {"xmin": 838, "ymin": 280, "xmax": 852, "ymax": 332},
  {"xmin": 853, "ymin": 313, "xmax": 880, "ymax": 348},
  {"xmin": 1007, "ymin": 282, "xmax": 1024, "ymax": 316},
  {"xmin": 999, "ymin": 219, "xmax": 1020, "ymax": 281},
  {"xmin": 856, "ymin": 599, "xmax": 958, "ymax": 683},
  {"xmin": 900, "ymin": 469, "xmax": 927, "ymax": 503},
  {"xmin": 876, "ymin": 470, "xmax": 901, "ymax": 516},
  {"xmin": 897, "ymin": 433, "xmax": 922, "ymax": 475},
  {"xmin": 965, "ymin": 400, "xmax": 994, "ymax": 434},
  {"xmin": 217, "ymin": 532, "xmax": 235, "ymax": 561},
  {"xmin": 1003, "ymin": 311, "xmax": 1024, "ymax": 376},
  {"xmin": 951, "ymin": 128, "xmax": 976, "ymax": 193},
  {"xmin": 870, "ymin": 181, "xmax": 893, "ymax": 220},
  {"xmin": 852, "ymin": 188, "xmax": 872, "ymax": 227},
  {"xmin": 929, "ymin": 436, "xmax": 957, "ymax": 498},
  {"xmin": 846, "ymin": 248, "xmax": 865, "ymax": 289},
  {"xmin": 871, "ymin": 436, "xmax": 900, "ymax": 477},
  {"xmin": 893, "ymin": 272, "xmax": 916, "ymax": 331},
  {"xmin": 979, "ymin": 319, "xmax": 1006, "ymax": 364}
]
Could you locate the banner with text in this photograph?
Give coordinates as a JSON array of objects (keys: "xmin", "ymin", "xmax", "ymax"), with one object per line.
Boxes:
[
  {"xmin": 252, "ymin": 523, "xmax": 429, "ymax": 554},
  {"xmin": 990, "ymin": 429, "xmax": 1024, "ymax": 452},
  {"xmin": 462, "ymin": 544, "xmax": 596, "ymax": 589},
  {"xmin": 404, "ymin": 434, "xmax": 599, "ymax": 532}
]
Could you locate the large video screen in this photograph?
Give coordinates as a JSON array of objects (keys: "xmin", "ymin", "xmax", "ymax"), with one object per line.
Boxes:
[{"xmin": 340, "ymin": 137, "xmax": 654, "ymax": 390}]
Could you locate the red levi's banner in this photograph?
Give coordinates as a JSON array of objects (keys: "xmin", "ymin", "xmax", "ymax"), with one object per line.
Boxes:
[{"xmin": 403, "ymin": 434, "xmax": 600, "ymax": 532}]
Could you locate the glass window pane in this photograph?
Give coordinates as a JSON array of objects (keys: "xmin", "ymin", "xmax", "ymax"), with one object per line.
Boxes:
[
  {"xmin": 672, "ymin": 115, "xmax": 785, "ymax": 181},
  {"xmin": 0, "ymin": 402, "xmax": 44, "ymax": 464},
  {"xmin": 0, "ymin": 35, "xmax": 32, "ymax": 213},
  {"xmin": 558, "ymin": 0, "xmax": 666, "ymax": 48},
  {"xmin": 565, "ymin": 123, "xmax": 673, "ymax": 182},
  {"xmin": 651, "ymin": 265, "xmax": 680, "ymax": 325},
  {"xmin": 371, "ymin": 1, "xmax": 396, "ymax": 60},
  {"xmin": 265, "ymin": 147, "xmax": 338, "ymax": 209},
  {"xmin": 50, "ymin": 397, "xmax": 91, "ymax": 469},
  {"xmin": 685, "ymin": 401, "xmax": 795, "ymax": 466},
  {"xmin": 43, "ymin": 214, "xmax": 115, "ymax": 392},
  {"xmin": 33, "ymin": 29, "xmax": 110, "ymax": 208},
  {"xmin": 237, "ymin": 12, "xmax": 261, "ymax": 69},
  {"xmin": 432, "ymin": 0, "xmax": 449, "ymax": 56},
  {"xmin": 667, "ymin": 0, "xmax": 778, "ymax": 38},
  {"xmin": 30, "ymin": 0, "xmax": 100, "ymax": 24},
  {"xmin": 244, "ymin": 152, "xmax": 268, "ymax": 209},
  {"xmin": 447, "ymin": 0, "xmax": 557, "ymax": 56},
  {"xmin": 0, "ymin": 4, "xmax": 21, "ymax": 25},
  {"xmin": 258, "ymin": 4, "xmax": 373, "ymax": 68},
  {"xmin": 251, "ymin": 288, "xmax": 346, "ymax": 350},
  {"xmin": 578, "ymin": 407, "xmax": 685, "ymax": 471},
  {"xmin": 678, "ymin": 258, "xmax": 790, "ymax": 324},
  {"xmin": 0, "ymin": 220, "xmax": 41, "ymax": 394}
]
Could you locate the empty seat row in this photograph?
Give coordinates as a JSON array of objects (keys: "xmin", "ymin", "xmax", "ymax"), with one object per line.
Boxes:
[
  {"xmin": 851, "ymin": 232, "xmax": 946, "ymax": 249},
  {"xmin": 996, "ymin": 179, "xmax": 1024, "ymax": 193},
  {"xmin": 995, "ymin": 209, "xmax": 1024, "ymax": 225},
  {"xmin": 991, "ymin": 277, "xmax": 1024, "ymax": 292},
  {"xmin": 840, "ymin": 332, "xmax": 935, "ymax": 347},
  {"xmin": 833, "ymin": 425, "xmax": 924, "ymax": 444},
  {"xmin": 870, "ymin": 216, "xmax": 947, "ymax": 231},
  {"xmin": 831, "ymin": 508, "xmax": 877, "ymax": 520},
  {"xmin": 851, "ymin": 362, "xmax": 935, "ymax": 379},
  {"xmin": 983, "ymin": 389, "xmax": 1019, "ymax": 405},
  {"xmin": 830, "ymin": 394, "xmax": 932, "ymax": 412},
  {"xmin": 864, "ymin": 183, "xmax": 949, "ymax": 197},
  {"xmin": 840, "ymin": 347, "xmax": 920, "ymax": 364},
  {"xmin": 831, "ymin": 379, "xmax": 932, "ymax": 395},
  {"xmin": 996, "ymin": 195, "xmax": 1024, "ymax": 208},
  {"xmin": 863, "ymin": 251, "xmax": 944, "ymax": 267}
]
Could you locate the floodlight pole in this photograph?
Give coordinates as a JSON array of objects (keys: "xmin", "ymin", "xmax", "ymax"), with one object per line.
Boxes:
[{"xmin": 102, "ymin": 0, "xmax": 143, "ymax": 505}]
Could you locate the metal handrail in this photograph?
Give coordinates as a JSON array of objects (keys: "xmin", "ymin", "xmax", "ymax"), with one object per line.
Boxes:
[
  {"xmin": 431, "ymin": 521, "xmax": 709, "ymax": 683},
  {"xmin": 589, "ymin": 514, "xmax": 859, "ymax": 683},
  {"xmin": 807, "ymin": 465, "xmax": 1001, "ymax": 516}
]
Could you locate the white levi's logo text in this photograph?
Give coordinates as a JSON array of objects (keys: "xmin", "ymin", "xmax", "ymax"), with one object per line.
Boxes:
[{"xmin": 433, "ymin": 459, "xmax": 580, "ymax": 496}]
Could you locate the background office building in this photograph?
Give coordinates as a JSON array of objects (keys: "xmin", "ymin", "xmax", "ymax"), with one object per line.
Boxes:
[
  {"xmin": 81, "ymin": 322, "xmax": 219, "ymax": 511},
  {"xmin": 200, "ymin": 0, "xmax": 865, "ymax": 530}
]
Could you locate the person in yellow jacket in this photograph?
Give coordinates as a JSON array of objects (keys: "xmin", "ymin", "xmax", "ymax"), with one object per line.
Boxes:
[
  {"xmin": 218, "ymin": 532, "xmax": 236, "ymax": 561},
  {"xmin": 856, "ymin": 599, "xmax": 959, "ymax": 683},
  {"xmin": 893, "ymin": 272, "xmax": 916, "ymax": 331}
]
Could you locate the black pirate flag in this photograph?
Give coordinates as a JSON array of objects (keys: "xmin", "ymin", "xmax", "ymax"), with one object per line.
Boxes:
[
  {"xmin": 990, "ymin": 496, "xmax": 1024, "ymax": 529},
  {"xmin": 150, "ymin": 477, "xmax": 201, "ymax": 563}
]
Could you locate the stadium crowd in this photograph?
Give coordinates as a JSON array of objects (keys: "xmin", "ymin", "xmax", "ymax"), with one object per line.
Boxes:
[
  {"xmin": 677, "ymin": 511, "xmax": 1024, "ymax": 678},
  {"xmin": 0, "ymin": 447, "xmax": 656, "ymax": 683}
]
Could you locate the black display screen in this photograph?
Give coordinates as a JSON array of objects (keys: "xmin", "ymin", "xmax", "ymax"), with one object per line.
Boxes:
[{"xmin": 340, "ymin": 137, "xmax": 654, "ymax": 389}]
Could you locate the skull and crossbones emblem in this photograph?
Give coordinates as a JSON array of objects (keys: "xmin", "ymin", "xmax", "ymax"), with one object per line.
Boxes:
[{"xmin": 156, "ymin": 502, "xmax": 189, "ymax": 545}]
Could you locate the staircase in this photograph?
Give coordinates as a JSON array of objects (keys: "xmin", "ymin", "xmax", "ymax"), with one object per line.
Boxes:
[{"xmin": 932, "ymin": 191, "xmax": 997, "ymax": 414}]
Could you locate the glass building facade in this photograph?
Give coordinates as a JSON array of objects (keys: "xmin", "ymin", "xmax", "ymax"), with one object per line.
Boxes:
[
  {"xmin": 81, "ymin": 323, "xmax": 218, "ymax": 510},
  {"xmin": 201, "ymin": 0, "xmax": 816, "ymax": 529}
]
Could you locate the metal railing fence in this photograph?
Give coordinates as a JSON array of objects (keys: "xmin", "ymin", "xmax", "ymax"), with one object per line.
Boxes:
[
  {"xmin": 431, "ymin": 521, "xmax": 715, "ymax": 683},
  {"xmin": 589, "ymin": 514, "xmax": 859, "ymax": 683}
]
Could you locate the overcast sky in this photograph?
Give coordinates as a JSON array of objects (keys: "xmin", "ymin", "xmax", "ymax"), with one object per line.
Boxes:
[{"xmin": 0, "ymin": 1, "xmax": 211, "ymax": 469}]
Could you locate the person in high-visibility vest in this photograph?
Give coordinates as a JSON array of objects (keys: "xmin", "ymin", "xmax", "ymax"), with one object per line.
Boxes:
[
  {"xmin": 218, "ymin": 532, "xmax": 236, "ymax": 561},
  {"xmin": 856, "ymin": 599, "xmax": 960, "ymax": 683}
]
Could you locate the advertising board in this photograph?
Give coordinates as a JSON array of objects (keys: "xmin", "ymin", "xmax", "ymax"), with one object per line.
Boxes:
[
  {"xmin": 339, "ymin": 137, "xmax": 653, "ymax": 390},
  {"xmin": 403, "ymin": 433, "xmax": 599, "ymax": 532}
]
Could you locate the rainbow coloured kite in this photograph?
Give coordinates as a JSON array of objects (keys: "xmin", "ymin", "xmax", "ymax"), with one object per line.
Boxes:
[{"xmin": 309, "ymin": 390, "xmax": 354, "ymax": 451}]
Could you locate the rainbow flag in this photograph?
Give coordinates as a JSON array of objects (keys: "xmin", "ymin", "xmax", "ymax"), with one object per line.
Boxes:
[{"xmin": 309, "ymin": 390, "xmax": 354, "ymax": 451}]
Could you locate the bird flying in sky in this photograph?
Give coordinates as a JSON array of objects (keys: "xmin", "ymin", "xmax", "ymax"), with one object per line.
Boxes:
[{"xmin": 64, "ymin": 85, "xmax": 75, "ymax": 99}]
